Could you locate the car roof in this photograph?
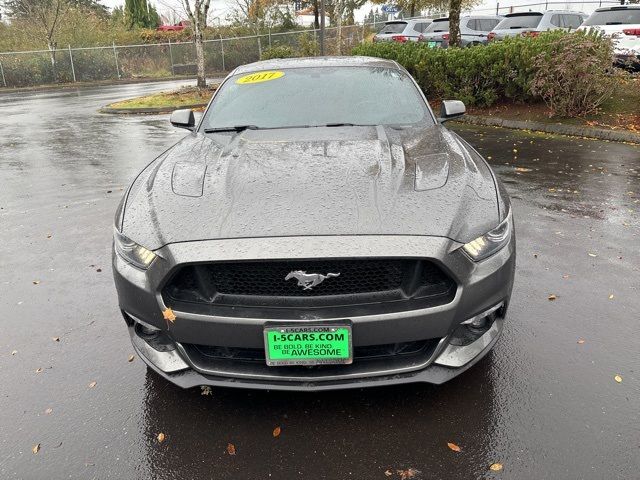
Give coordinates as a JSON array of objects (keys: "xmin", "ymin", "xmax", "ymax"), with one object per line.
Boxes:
[
  {"xmin": 433, "ymin": 15, "xmax": 501, "ymax": 21},
  {"xmin": 504, "ymin": 11, "xmax": 543, "ymax": 17},
  {"xmin": 463, "ymin": 14, "xmax": 503, "ymax": 19},
  {"xmin": 233, "ymin": 56, "xmax": 402, "ymax": 75},
  {"xmin": 542, "ymin": 10, "xmax": 586, "ymax": 14},
  {"xmin": 504, "ymin": 10, "xmax": 583, "ymax": 17},
  {"xmin": 384, "ymin": 18, "xmax": 431, "ymax": 24},
  {"xmin": 594, "ymin": 4, "xmax": 640, "ymax": 10}
]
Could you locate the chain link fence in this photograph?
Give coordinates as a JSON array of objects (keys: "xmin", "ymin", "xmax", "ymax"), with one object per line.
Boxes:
[
  {"xmin": 0, "ymin": 0, "xmax": 618, "ymax": 89},
  {"xmin": 0, "ymin": 24, "xmax": 378, "ymax": 89}
]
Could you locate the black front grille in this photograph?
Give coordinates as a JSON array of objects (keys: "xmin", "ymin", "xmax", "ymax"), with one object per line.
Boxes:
[
  {"xmin": 189, "ymin": 259, "xmax": 406, "ymax": 297},
  {"xmin": 163, "ymin": 258, "xmax": 455, "ymax": 313}
]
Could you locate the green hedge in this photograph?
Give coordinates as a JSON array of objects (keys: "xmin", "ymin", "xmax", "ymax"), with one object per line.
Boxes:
[{"xmin": 351, "ymin": 31, "xmax": 613, "ymax": 108}]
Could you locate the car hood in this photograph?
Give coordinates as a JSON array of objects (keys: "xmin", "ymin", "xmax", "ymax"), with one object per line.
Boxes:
[{"xmin": 121, "ymin": 125, "xmax": 499, "ymax": 250}]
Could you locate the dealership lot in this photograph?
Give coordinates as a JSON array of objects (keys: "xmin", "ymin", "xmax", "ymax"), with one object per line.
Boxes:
[{"xmin": 0, "ymin": 82, "xmax": 639, "ymax": 479}]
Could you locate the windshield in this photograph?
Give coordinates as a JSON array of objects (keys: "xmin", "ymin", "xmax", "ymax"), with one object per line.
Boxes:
[
  {"xmin": 583, "ymin": 9, "xmax": 640, "ymax": 25},
  {"xmin": 425, "ymin": 20, "xmax": 449, "ymax": 32},
  {"xmin": 378, "ymin": 22, "xmax": 407, "ymax": 34},
  {"xmin": 495, "ymin": 13, "xmax": 543, "ymax": 29},
  {"xmin": 201, "ymin": 66, "xmax": 432, "ymax": 131}
]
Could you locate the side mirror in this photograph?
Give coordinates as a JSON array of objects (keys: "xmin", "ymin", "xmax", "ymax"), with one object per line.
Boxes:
[
  {"xmin": 170, "ymin": 109, "xmax": 195, "ymax": 130},
  {"xmin": 438, "ymin": 100, "xmax": 466, "ymax": 123}
]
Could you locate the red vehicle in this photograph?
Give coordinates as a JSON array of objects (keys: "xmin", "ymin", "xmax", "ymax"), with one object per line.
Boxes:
[{"xmin": 157, "ymin": 21, "xmax": 190, "ymax": 32}]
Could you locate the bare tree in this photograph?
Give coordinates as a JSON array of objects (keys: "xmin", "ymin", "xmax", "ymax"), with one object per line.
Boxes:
[
  {"xmin": 181, "ymin": 0, "xmax": 211, "ymax": 88},
  {"xmin": 448, "ymin": 0, "xmax": 462, "ymax": 47},
  {"xmin": 446, "ymin": 0, "xmax": 481, "ymax": 47},
  {"xmin": 4, "ymin": 0, "xmax": 70, "ymax": 81},
  {"xmin": 331, "ymin": 0, "xmax": 346, "ymax": 54}
]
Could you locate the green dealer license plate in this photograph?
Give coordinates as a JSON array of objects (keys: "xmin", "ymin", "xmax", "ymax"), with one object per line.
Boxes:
[{"xmin": 264, "ymin": 325, "xmax": 353, "ymax": 366}]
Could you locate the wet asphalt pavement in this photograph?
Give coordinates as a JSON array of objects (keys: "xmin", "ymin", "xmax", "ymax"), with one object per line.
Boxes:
[{"xmin": 1, "ymin": 81, "xmax": 639, "ymax": 480}]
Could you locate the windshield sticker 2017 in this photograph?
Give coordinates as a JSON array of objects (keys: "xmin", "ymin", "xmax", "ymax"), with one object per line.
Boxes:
[{"xmin": 236, "ymin": 71, "xmax": 285, "ymax": 84}]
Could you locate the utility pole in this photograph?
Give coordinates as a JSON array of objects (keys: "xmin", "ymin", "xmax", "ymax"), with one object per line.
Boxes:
[{"xmin": 319, "ymin": 0, "xmax": 326, "ymax": 56}]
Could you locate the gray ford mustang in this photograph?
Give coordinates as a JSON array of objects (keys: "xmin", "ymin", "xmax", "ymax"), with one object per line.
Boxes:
[{"xmin": 112, "ymin": 56, "xmax": 515, "ymax": 391}]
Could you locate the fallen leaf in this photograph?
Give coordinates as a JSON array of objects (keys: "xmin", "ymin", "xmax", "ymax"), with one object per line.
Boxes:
[
  {"xmin": 548, "ymin": 294, "xmax": 557, "ymax": 301},
  {"xmin": 272, "ymin": 426, "xmax": 281, "ymax": 438},
  {"xmin": 227, "ymin": 443, "xmax": 236, "ymax": 455},
  {"xmin": 384, "ymin": 471, "xmax": 393, "ymax": 477},
  {"xmin": 52, "ymin": 337, "xmax": 60, "ymax": 342},
  {"xmin": 157, "ymin": 432, "xmax": 166, "ymax": 443},
  {"xmin": 96, "ymin": 268, "xmax": 102, "ymax": 273},
  {"xmin": 46, "ymin": 233, "xmax": 52, "ymax": 239},
  {"xmin": 588, "ymin": 253, "xmax": 597, "ymax": 257},
  {"xmin": 577, "ymin": 339, "xmax": 585, "ymax": 344},
  {"xmin": 490, "ymin": 463, "xmax": 503, "ymax": 471},
  {"xmin": 88, "ymin": 381, "xmax": 97, "ymax": 388},
  {"xmin": 608, "ymin": 294, "xmax": 614, "ymax": 300},
  {"xmin": 11, "ymin": 350, "xmax": 17, "ymax": 355},
  {"xmin": 200, "ymin": 385, "xmax": 212, "ymax": 396},
  {"xmin": 562, "ymin": 274, "xmax": 570, "ymax": 279},
  {"xmin": 128, "ymin": 354, "xmax": 135, "ymax": 362},
  {"xmin": 514, "ymin": 167, "xmax": 531, "ymax": 172},
  {"xmin": 33, "ymin": 280, "xmax": 40, "ymax": 285},
  {"xmin": 162, "ymin": 308, "xmax": 176, "ymax": 323},
  {"xmin": 32, "ymin": 444, "xmax": 40, "ymax": 454},
  {"xmin": 447, "ymin": 442, "xmax": 462, "ymax": 452},
  {"xmin": 44, "ymin": 408, "xmax": 53, "ymax": 415},
  {"xmin": 614, "ymin": 375, "xmax": 623, "ymax": 383},
  {"xmin": 397, "ymin": 468, "xmax": 419, "ymax": 479},
  {"xmin": 35, "ymin": 367, "xmax": 43, "ymax": 373}
]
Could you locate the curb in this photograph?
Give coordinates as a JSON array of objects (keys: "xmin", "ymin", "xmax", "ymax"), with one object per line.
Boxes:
[
  {"xmin": 100, "ymin": 103, "xmax": 209, "ymax": 115},
  {"xmin": 456, "ymin": 114, "xmax": 640, "ymax": 144},
  {"xmin": 0, "ymin": 74, "xmax": 228, "ymax": 94}
]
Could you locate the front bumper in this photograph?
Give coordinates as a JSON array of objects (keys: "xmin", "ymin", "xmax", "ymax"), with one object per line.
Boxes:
[{"xmin": 113, "ymin": 235, "xmax": 515, "ymax": 391}]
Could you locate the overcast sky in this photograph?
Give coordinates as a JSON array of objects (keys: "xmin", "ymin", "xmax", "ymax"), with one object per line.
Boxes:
[{"xmin": 98, "ymin": 0, "xmax": 600, "ymax": 24}]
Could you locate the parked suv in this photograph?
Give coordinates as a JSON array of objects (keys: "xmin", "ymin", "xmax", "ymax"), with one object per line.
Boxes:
[
  {"xmin": 419, "ymin": 15, "xmax": 503, "ymax": 47},
  {"xmin": 579, "ymin": 5, "xmax": 640, "ymax": 69},
  {"xmin": 373, "ymin": 18, "xmax": 433, "ymax": 43},
  {"xmin": 488, "ymin": 10, "xmax": 587, "ymax": 41}
]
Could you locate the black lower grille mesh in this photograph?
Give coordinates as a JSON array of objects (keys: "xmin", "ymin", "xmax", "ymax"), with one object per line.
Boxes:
[{"xmin": 187, "ymin": 339, "xmax": 440, "ymax": 363}]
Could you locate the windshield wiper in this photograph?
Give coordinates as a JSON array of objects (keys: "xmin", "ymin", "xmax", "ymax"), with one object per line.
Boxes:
[
  {"xmin": 605, "ymin": 22, "xmax": 623, "ymax": 25},
  {"xmin": 204, "ymin": 123, "xmax": 372, "ymax": 132},
  {"xmin": 204, "ymin": 125, "xmax": 260, "ymax": 133},
  {"xmin": 323, "ymin": 123, "xmax": 373, "ymax": 127}
]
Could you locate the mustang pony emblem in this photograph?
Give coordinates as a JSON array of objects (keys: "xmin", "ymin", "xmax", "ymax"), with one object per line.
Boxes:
[{"xmin": 285, "ymin": 270, "xmax": 340, "ymax": 290}]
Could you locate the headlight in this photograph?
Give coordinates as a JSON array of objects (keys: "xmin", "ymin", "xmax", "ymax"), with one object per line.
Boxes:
[
  {"xmin": 462, "ymin": 209, "xmax": 512, "ymax": 261},
  {"xmin": 113, "ymin": 229, "xmax": 156, "ymax": 269}
]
